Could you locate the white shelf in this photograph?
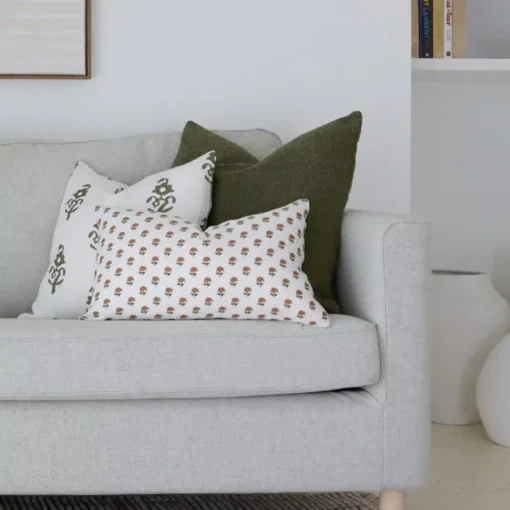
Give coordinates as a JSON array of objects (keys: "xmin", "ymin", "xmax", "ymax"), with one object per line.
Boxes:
[{"xmin": 412, "ymin": 59, "xmax": 510, "ymax": 81}]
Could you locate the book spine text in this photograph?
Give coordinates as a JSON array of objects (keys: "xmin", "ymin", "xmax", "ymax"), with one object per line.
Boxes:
[
  {"xmin": 419, "ymin": 0, "xmax": 434, "ymax": 58},
  {"xmin": 444, "ymin": 0, "xmax": 453, "ymax": 58}
]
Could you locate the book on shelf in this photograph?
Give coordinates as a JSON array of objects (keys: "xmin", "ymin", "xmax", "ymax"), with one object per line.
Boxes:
[
  {"xmin": 412, "ymin": 0, "xmax": 466, "ymax": 59},
  {"xmin": 419, "ymin": 0, "xmax": 433, "ymax": 58},
  {"xmin": 453, "ymin": 0, "xmax": 467, "ymax": 58},
  {"xmin": 433, "ymin": 0, "xmax": 445, "ymax": 58},
  {"xmin": 412, "ymin": 0, "xmax": 419, "ymax": 57},
  {"xmin": 445, "ymin": 0, "xmax": 453, "ymax": 58}
]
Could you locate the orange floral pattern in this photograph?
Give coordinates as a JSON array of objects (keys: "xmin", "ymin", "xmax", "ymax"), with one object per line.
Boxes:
[{"xmin": 82, "ymin": 200, "xmax": 329, "ymax": 327}]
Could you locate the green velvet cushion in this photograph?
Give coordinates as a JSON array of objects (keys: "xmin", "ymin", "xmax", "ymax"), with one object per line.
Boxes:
[{"xmin": 172, "ymin": 113, "xmax": 363, "ymax": 313}]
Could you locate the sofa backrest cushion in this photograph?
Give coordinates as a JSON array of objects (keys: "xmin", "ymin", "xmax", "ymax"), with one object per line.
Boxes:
[{"xmin": 0, "ymin": 129, "xmax": 281, "ymax": 317}]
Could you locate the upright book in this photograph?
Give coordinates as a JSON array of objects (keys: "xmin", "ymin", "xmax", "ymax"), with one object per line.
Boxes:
[
  {"xmin": 453, "ymin": 0, "xmax": 467, "ymax": 58},
  {"xmin": 444, "ymin": 0, "xmax": 453, "ymax": 58},
  {"xmin": 412, "ymin": 0, "xmax": 419, "ymax": 58},
  {"xmin": 433, "ymin": 0, "xmax": 445, "ymax": 58},
  {"xmin": 419, "ymin": 0, "xmax": 433, "ymax": 58}
]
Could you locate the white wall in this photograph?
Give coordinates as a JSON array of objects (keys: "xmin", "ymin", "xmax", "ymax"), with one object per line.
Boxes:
[
  {"xmin": 0, "ymin": 0, "xmax": 411, "ymax": 213},
  {"xmin": 412, "ymin": 81, "xmax": 510, "ymax": 299},
  {"xmin": 412, "ymin": 0, "xmax": 510, "ymax": 300}
]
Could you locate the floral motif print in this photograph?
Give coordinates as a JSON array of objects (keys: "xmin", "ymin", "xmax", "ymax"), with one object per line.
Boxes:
[
  {"xmin": 146, "ymin": 178, "xmax": 177, "ymax": 213},
  {"xmin": 65, "ymin": 184, "xmax": 91, "ymax": 220},
  {"xmin": 30, "ymin": 154, "xmax": 214, "ymax": 319},
  {"xmin": 88, "ymin": 214, "xmax": 101, "ymax": 250},
  {"xmin": 202, "ymin": 151, "xmax": 216, "ymax": 184},
  {"xmin": 86, "ymin": 286, "xmax": 95, "ymax": 307},
  {"xmin": 48, "ymin": 244, "xmax": 66, "ymax": 294},
  {"xmin": 83, "ymin": 201, "xmax": 329, "ymax": 327}
]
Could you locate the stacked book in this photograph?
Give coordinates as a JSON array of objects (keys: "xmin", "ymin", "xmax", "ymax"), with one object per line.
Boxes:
[{"xmin": 412, "ymin": 0, "xmax": 467, "ymax": 58}]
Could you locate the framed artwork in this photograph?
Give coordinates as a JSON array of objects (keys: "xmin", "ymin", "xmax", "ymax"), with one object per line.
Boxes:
[{"xmin": 0, "ymin": 0, "xmax": 91, "ymax": 79}]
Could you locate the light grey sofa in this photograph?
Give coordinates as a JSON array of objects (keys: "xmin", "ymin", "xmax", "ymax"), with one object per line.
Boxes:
[{"xmin": 0, "ymin": 129, "xmax": 429, "ymax": 510}]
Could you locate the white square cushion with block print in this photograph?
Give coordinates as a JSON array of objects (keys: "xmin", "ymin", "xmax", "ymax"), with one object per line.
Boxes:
[{"xmin": 26, "ymin": 151, "xmax": 215, "ymax": 319}]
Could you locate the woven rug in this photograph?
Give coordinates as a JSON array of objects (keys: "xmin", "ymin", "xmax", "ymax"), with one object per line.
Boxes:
[{"xmin": 0, "ymin": 493, "xmax": 379, "ymax": 510}]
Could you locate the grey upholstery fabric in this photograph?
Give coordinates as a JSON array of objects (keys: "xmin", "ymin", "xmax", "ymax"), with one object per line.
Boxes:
[
  {"xmin": 338, "ymin": 210, "xmax": 430, "ymax": 491},
  {"xmin": 0, "ymin": 130, "xmax": 281, "ymax": 318},
  {"xmin": 0, "ymin": 393, "xmax": 384, "ymax": 495},
  {"xmin": 0, "ymin": 126, "xmax": 430, "ymax": 494},
  {"xmin": 0, "ymin": 315, "xmax": 379, "ymax": 400}
]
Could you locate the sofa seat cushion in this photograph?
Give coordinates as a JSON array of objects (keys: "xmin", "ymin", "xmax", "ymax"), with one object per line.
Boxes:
[{"xmin": 0, "ymin": 315, "xmax": 380, "ymax": 400}]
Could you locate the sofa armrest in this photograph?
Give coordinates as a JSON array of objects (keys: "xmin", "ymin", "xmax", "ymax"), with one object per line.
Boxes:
[{"xmin": 337, "ymin": 209, "xmax": 430, "ymax": 490}]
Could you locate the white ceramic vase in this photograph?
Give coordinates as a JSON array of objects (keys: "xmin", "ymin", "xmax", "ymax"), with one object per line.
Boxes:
[
  {"xmin": 430, "ymin": 271, "xmax": 510, "ymax": 425},
  {"xmin": 477, "ymin": 333, "xmax": 510, "ymax": 446}
]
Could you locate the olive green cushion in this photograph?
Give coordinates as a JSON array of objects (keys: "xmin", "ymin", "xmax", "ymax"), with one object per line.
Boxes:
[
  {"xmin": 172, "ymin": 112, "xmax": 362, "ymax": 313},
  {"xmin": 173, "ymin": 122, "xmax": 259, "ymax": 166}
]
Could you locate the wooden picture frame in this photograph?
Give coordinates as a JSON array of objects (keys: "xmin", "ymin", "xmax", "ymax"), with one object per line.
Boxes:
[{"xmin": 0, "ymin": 0, "xmax": 91, "ymax": 80}]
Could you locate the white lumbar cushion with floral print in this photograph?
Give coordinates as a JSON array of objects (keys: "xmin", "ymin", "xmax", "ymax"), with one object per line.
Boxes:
[
  {"xmin": 82, "ymin": 199, "xmax": 330, "ymax": 327},
  {"xmin": 28, "ymin": 151, "xmax": 216, "ymax": 319}
]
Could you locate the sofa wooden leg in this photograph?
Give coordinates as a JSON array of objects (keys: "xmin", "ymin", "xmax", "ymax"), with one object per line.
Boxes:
[{"xmin": 379, "ymin": 490, "xmax": 406, "ymax": 510}]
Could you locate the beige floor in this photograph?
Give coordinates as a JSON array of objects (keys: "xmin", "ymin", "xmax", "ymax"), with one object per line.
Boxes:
[{"xmin": 407, "ymin": 424, "xmax": 510, "ymax": 510}]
